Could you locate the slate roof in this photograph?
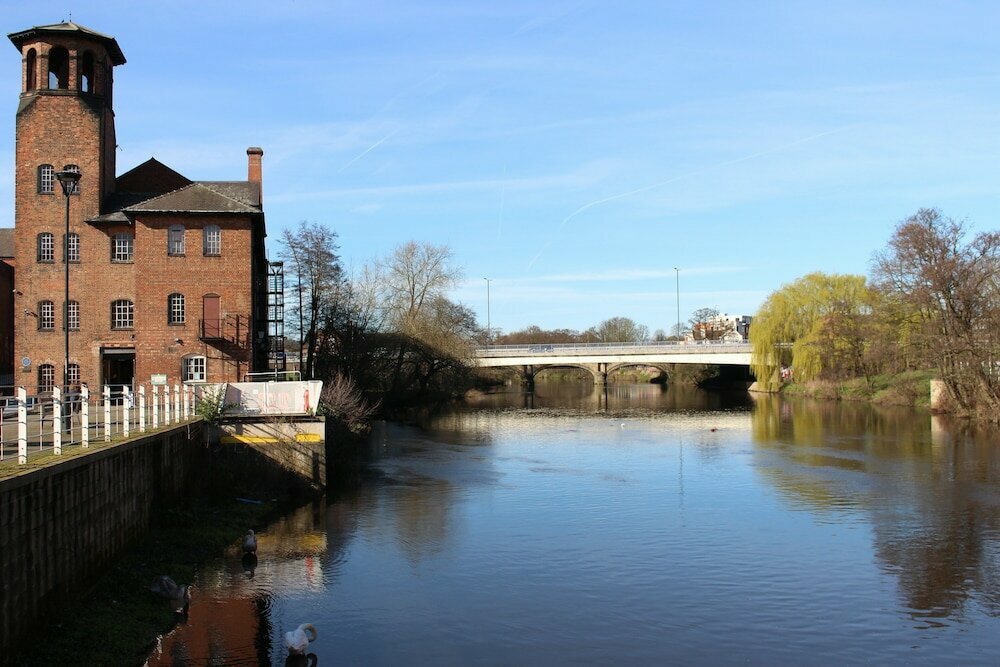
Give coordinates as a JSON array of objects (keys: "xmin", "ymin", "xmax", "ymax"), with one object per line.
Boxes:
[
  {"xmin": 115, "ymin": 158, "xmax": 191, "ymax": 196},
  {"xmin": 125, "ymin": 182, "xmax": 261, "ymax": 215},
  {"xmin": 8, "ymin": 22, "xmax": 126, "ymax": 65},
  {"xmin": 88, "ymin": 158, "xmax": 262, "ymax": 223},
  {"xmin": 0, "ymin": 228, "xmax": 13, "ymax": 258}
]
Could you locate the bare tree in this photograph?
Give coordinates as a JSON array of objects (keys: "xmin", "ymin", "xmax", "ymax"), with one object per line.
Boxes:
[
  {"xmin": 689, "ymin": 307, "xmax": 734, "ymax": 340},
  {"xmin": 873, "ymin": 208, "xmax": 1000, "ymax": 413},
  {"xmin": 279, "ymin": 222, "xmax": 343, "ymax": 379},
  {"xmin": 593, "ymin": 316, "xmax": 649, "ymax": 342}
]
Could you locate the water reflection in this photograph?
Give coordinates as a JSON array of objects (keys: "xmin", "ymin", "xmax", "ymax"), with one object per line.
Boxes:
[
  {"xmin": 147, "ymin": 383, "xmax": 1000, "ymax": 665},
  {"xmin": 749, "ymin": 393, "xmax": 1000, "ymax": 627}
]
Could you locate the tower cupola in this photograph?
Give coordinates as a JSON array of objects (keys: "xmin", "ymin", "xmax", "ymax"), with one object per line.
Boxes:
[{"xmin": 8, "ymin": 21, "xmax": 125, "ymax": 106}]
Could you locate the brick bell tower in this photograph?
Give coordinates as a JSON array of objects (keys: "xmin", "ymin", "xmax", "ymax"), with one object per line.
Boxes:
[{"xmin": 8, "ymin": 22, "xmax": 126, "ymax": 388}]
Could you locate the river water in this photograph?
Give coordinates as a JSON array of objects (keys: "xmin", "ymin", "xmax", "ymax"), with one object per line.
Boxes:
[{"xmin": 148, "ymin": 383, "xmax": 1000, "ymax": 666}]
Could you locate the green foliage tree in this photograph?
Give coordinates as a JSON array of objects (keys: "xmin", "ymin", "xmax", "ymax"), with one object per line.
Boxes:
[{"xmin": 750, "ymin": 272, "xmax": 874, "ymax": 388}]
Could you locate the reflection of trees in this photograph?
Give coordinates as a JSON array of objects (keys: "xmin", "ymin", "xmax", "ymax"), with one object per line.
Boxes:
[{"xmin": 751, "ymin": 395, "xmax": 1000, "ymax": 620}]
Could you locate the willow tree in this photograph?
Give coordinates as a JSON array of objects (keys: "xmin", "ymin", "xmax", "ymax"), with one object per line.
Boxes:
[{"xmin": 750, "ymin": 272, "xmax": 874, "ymax": 388}]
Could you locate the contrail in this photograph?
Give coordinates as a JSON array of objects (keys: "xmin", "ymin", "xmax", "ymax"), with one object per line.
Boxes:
[
  {"xmin": 527, "ymin": 124, "xmax": 857, "ymax": 269},
  {"xmin": 337, "ymin": 128, "xmax": 399, "ymax": 174}
]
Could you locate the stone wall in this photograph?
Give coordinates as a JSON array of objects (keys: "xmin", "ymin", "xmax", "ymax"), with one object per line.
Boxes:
[
  {"xmin": 0, "ymin": 421, "xmax": 203, "ymax": 659},
  {"xmin": 219, "ymin": 417, "xmax": 326, "ymax": 488}
]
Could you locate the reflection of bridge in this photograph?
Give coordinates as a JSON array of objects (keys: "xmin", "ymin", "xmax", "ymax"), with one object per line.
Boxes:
[{"xmin": 473, "ymin": 341, "xmax": 752, "ymax": 386}]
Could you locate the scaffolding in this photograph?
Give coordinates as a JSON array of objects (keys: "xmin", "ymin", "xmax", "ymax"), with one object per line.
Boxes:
[{"xmin": 267, "ymin": 261, "xmax": 286, "ymax": 371}]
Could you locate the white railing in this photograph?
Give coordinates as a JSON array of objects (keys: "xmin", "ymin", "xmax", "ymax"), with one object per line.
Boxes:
[
  {"xmin": 0, "ymin": 381, "xmax": 205, "ymax": 466},
  {"xmin": 474, "ymin": 339, "xmax": 752, "ymax": 357}
]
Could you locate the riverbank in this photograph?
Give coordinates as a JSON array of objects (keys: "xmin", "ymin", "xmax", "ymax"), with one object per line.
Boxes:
[
  {"xmin": 13, "ymin": 444, "xmax": 322, "ymax": 667},
  {"xmin": 774, "ymin": 370, "xmax": 934, "ymax": 409}
]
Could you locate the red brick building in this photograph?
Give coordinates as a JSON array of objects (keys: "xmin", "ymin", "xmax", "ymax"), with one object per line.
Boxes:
[
  {"xmin": 7, "ymin": 21, "xmax": 269, "ymax": 391},
  {"xmin": 0, "ymin": 228, "xmax": 13, "ymax": 387}
]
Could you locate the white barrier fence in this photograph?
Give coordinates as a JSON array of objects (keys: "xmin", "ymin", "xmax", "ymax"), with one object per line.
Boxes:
[{"xmin": 0, "ymin": 382, "xmax": 203, "ymax": 465}]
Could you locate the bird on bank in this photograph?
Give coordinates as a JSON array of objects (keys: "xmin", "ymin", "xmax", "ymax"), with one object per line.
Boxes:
[
  {"xmin": 148, "ymin": 575, "xmax": 192, "ymax": 613},
  {"xmin": 285, "ymin": 623, "xmax": 318, "ymax": 655},
  {"xmin": 243, "ymin": 529, "xmax": 258, "ymax": 554}
]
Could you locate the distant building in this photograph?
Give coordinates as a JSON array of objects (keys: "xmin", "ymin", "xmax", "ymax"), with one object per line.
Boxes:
[{"xmin": 8, "ymin": 21, "xmax": 271, "ymax": 391}]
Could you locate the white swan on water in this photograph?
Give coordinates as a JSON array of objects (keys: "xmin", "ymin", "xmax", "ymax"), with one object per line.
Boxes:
[
  {"xmin": 285, "ymin": 623, "xmax": 318, "ymax": 655},
  {"xmin": 243, "ymin": 529, "xmax": 258, "ymax": 554}
]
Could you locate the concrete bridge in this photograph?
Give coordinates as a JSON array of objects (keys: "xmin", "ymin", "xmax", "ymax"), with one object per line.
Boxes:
[{"xmin": 473, "ymin": 341, "xmax": 752, "ymax": 386}]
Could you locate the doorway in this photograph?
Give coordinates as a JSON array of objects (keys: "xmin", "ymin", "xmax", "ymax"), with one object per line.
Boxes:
[
  {"xmin": 203, "ymin": 294, "xmax": 221, "ymax": 338},
  {"xmin": 101, "ymin": 349, "xmax": 135, "ymax": 394}
]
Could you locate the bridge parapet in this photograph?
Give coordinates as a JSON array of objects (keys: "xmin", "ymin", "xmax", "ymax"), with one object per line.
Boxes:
[{"xmin": 475, "ymin": 340, "xmax": 751, "ymax": 358}]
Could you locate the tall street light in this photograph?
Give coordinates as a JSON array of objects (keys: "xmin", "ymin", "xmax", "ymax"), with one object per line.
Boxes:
[
  {"xmin": 674, "ymin": 267, "xmax": 680, "ymax": 341},
  {"xmin": 483, "ymin": 277, "xmax": 491, "ymax": 346},
  {"xmin": 56, "ymin": 169, "xmax": 81, "ymax": 398}
]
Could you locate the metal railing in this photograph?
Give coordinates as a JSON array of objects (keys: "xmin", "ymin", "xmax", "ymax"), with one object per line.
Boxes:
[
  {"xmin": 0, "ymin": 381, "xmax": 205, "ymax": 466},
  {"xmin": 474, "ymin": 339, "xmax": 752, "ymax": 357}
]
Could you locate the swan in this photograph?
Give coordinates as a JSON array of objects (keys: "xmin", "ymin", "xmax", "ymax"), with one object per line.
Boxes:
[
  {"xmin": 149, "ymin": 575, "xmax": 192, "ymax": 613},
  {"xmin": 243, "ymin": 529, "xmax": 258, "ymax": 554},
  {"xmin": 284, "ymin": 623, "xmax": 318, "ymax": 655}
]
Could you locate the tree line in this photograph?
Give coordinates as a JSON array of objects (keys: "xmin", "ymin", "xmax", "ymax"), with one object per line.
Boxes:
[
  {"xmin": 494, "ymin": 309, "xmax": 739, "ymax": 345},
  {"xmin": 280, "ymin": 223, "xmax": 474, "ymax": 427},
  {"xmin": 750, "ymin": 208, "xmax": 1000, "ymax": 416}
]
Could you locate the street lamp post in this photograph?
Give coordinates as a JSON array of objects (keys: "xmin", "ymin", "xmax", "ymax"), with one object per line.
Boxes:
[
  {"xmin": 55, "ymin": 169, "xmax": 81, "ymax": 401},
  {"xmin": 483, "ymin": 277, "xmax": 491, "ymax": 345},
  {"xmin": 674, "ymin": 267, "xmax": 680, "ymax": 341}
]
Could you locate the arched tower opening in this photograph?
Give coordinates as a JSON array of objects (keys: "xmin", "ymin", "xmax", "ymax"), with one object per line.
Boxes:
[
  {"xmin": 47, "ymin": 46, "xmax": 69, "ymax": 89},
  {"xmin": 79, "ymin": 50, "xmax": 94, "ymax": 93},
  {"xmin": 24, "ymin": 48, "xmax": 36, "ymax": 90}
]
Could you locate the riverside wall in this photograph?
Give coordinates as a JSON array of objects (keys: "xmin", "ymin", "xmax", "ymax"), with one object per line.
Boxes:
[{"xmin": 0, "ymin": 421, "xmax": 204, "ymax": 659}]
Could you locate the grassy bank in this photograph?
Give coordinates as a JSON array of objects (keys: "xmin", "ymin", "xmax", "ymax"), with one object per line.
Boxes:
[{"xmin": 780, "ymin": 370, "xmax": 934, "ymax": 409}]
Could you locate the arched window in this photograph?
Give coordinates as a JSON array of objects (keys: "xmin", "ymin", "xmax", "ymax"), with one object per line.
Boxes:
[
  {"xmin": 65, "ymin": 300, "xmax": 80, "ymax": 331},
  {"xmin": 25, "ymin": 48, "xmax": 36, "ymax": 91},
  {"xmin": 168, "ymin": 225, "xmax": 185, "ymax": 255},
  {"xmin": 111, "ymin": 300, "xmax": 134, "ymax": 330},
  {"xmin": 37, "ymin": 232, "xmax": 54, "ymax": 262},
  {"xmin": 183, "ymin": 356, "xmax": 207, "ymax": 383},
  {"xmin": 61, "ymin": 164, "xmax": 80, "ymax": 194},
  {"xmin": 38, "ymin": 301, "xmax": 55, "ymax": 330},
  {"xmin": 67, "ymin": 363, "xmax": 80, "ymax": 386},
  {"xmin": 65, "ymin": 232, "xmax": 80, "ymax": 262},
  {"xmin": 79, "ymin": 51, "xmax": 94, "ymax": 93},
  {"xmin": 203, "ymin": 225, "xmax": 221, "ymax": 256},
  {"xmin": 38, "ymin": 364, "xmax": 55, "ymax": 392},
  {"xmin": 48, "ymin": 47, "xmax": 69, "ymax": 90},
  {"xmin": 38, "ymin": 164, "xmax": 54, "ymax": 193},
  {"xmin": 111, "ymin": 233, "xmax": 133, "ymax": 263},
  {"xmin": 168, "ymin": 293, "xmax": 185, "ymax": 325}
]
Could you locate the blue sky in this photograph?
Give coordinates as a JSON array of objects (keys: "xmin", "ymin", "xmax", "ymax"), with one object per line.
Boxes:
[{"xmin": 2, "ymin": 2, "xmax": 999, "ymax": 334}]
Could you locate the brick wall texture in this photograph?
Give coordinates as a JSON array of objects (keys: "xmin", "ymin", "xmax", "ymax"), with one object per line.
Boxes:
[{"xmin": 10, "ymin": 27, "xmax": 266, "ymax": 391}]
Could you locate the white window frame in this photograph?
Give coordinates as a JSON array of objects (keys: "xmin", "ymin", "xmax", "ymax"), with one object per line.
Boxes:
[
  {"xmin": 66, "ymin": 232, "xmax": 80, "ymax": 262},
  {"xmin": 168, "ymin": 225, "xmax": 185, "ymax": 256},
  {"xmin": 39, "ymin": 301, "xmax": 55, "ymax": 330},
  {"xmin": 39, "ymin": 364, "xmax": 55, "ymax": 392},
  {"xmin": 66, "ymin": 300, "xmax": 80, "ymax": 330},
  {"xmin": 203, "ymin": 225, "xmax": 221, "ymax": 256},
  {"xmin": 38, "ymin": 164, "xmax": 54, "ymax": 194},
  {"xmin": 183, "ymin": 356, "xmax": 206, "ymax": 383},
  {"xmin": 67, "ymin": 363, "xmax": 80, "ymax": 386},
  {"xmin": 112, "ymin": 233, "xmax": 133, "ymax": 263},
  {"xmin": 111, "ymin": 299, "xmax": 134, "ymax": 330},
  {"xmin": 38, "ymin": 232, "xmax": 54, "ymax": 262},
  {"xmin": 168, "ymin": 293, "xmax": 185, "ymax": 325}
]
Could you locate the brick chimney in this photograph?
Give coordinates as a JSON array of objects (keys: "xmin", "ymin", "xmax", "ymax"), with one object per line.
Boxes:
[{"xmin": 247, "ymin": 147, "xmax": 263, "ymax": 198}]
